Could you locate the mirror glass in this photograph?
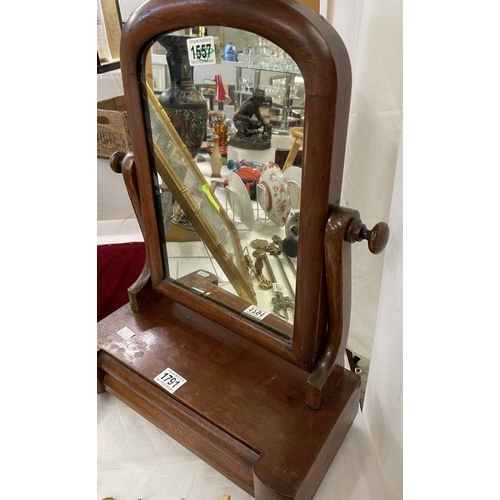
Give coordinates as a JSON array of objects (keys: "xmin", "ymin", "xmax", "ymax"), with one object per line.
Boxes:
[{"xmin": 141, "ymin": 27, "xmax": 304, "ymax": 340}]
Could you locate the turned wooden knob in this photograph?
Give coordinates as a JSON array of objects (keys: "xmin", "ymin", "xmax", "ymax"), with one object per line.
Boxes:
[
  {"xmin": 109, "ymin": 150, "xmax": 127, "ymax": 174},
  {"xmin": 345, "ymin": 219, "xmax": 390, "ymax": 254}
]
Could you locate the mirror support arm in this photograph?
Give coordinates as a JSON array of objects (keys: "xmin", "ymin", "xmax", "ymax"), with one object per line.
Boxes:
[
  {"xmin": 109, "ymin": 151, "xmax": 162, "ymax": 313},
  {"xmin": 306, "ymin": 207, "xmax": 359, "ymax": 409},
  {"xmin": 306, "ymin": 207, "xmax": 390, "ymax": 409}
]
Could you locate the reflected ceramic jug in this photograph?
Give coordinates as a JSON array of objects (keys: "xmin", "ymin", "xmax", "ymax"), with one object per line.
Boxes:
[{"xmin": 157, "ymin": 34, "xmax": 208, "ymax": 158}]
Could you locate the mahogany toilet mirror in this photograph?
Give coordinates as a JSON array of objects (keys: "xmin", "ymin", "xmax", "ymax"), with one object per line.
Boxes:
[{"xmin": 97, "ymin": 0, "xmax": 390, "ymax": 498}]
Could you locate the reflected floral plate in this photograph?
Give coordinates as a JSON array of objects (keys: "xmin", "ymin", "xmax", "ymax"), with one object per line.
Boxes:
[
  {"xmin": 283, "ymin": 166, "xmax": 302, "ymax": 209},
  {"xmin": 257, "ymin": 161, "xmax": 291, "ymax": 226},
  {"xmin": 227, "ymin": 171, "xmax": 255, "ymax": 230}
]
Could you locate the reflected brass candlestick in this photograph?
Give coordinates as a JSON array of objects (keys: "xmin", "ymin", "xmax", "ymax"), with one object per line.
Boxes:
[
  {"xmin": 272, "ymin": 235, "xmax": 296, "ymax": 276},
  {"xmin": 251, "ymin": 249, "xmax": 272, "ymax": 289},
  {"xmin": 251, "ymin": 239, "xmax": 294, "ymax": 320},
  {"xmin": 251, "ymin": 239, "xmax": 276, "ymax": 284},
  {"xmin": 266, "ymin": 242, "xmax": 295, "ymax": 299},
  {"xmin": 272, "ymin": 291, "xmax": 294, "ymax": 320}
]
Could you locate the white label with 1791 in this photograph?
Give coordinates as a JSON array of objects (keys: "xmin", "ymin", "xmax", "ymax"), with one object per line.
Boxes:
[
  {"xmin": 154, "ymin": 367, "xmax": 187, "ymax": 394},
  {"xmin": 242, "ymin": 305, "xmax": 270, "ymax": 321}
]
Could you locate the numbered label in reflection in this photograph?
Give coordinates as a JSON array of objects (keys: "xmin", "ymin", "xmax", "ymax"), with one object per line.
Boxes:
[{"xmin": 187, "ymin": 36, "xmax": 216, "ymax": 66}]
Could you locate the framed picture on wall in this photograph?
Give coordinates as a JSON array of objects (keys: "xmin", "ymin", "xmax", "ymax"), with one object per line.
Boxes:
[
  {"xmin": 202, "ymin": 93, "xmax": 214, "ymax": 111},
  {"xmin": 97, "ymin": 0, "xmax": 122, "ymax": 60},
  {"xmin": 152, "ymin": 65, "xmax": 167, "ymax": 92}
]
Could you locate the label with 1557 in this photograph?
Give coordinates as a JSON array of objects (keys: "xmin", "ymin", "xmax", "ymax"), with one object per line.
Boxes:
[{"xmin": 187, "ymin": 36, "xmax": 216, "ymax": 66}]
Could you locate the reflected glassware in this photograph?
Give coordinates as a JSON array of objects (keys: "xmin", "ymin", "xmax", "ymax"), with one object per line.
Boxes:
[
  {"xmin": 236, "ymin": 37, "xmax": 301, "ymax": 75},
  {"xmin": 238, "ymin": 53, "xmax": 249, "ymax": 65},
  {"xmin": 224, "ymin": 42, "xmax": 236, "ymax": 61}
]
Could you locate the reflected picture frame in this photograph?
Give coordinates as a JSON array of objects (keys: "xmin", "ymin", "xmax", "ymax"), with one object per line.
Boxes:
[
  {"xmin": 151, "ymin": 64, "xmax": 167, "ymax": 92},
  {"xmin": 144, "ymin": 82, "xmax": 256, "ymax": 304}
]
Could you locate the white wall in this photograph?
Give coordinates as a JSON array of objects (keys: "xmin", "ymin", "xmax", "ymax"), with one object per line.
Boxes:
[
  {"xmin": 328, "ymin": 0, "xmax": 403, "ymax": 360},
  {"xmin": 117, "ymin": 0, "xmax": 144, "ymax": 22},
  {"xmin": 323, "ymin": 1, "xmax": 403, "ymax": 496},
  {"xmin": 363, "ymin": 132, "xmax": 403, "ymax": 499}
]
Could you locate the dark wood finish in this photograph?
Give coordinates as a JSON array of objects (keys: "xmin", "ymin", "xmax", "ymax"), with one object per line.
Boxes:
[
  {"xmin": 97, "ymin": 365, "xmax": 106, "ymax": 394},
  {"xmin": 127, "ymin": 262, "xmax": 162, "ymax": 313},
  {"xmin": 154, "ymin": 278, "xmax": 300, "ymax": 367},
  {"xmin": 110, "ymin": 151, "xmax": 163, "ymax": 313},
  {"xmin": 109, "ymin": 151, "xmax": 144, "ymax": 232},
  {"xmin": 119, "ymin": 0, "xmax": 352, "ymax": 368},
  {"xmin": 97, "ymin": 1, "xmax": 389, "ymax": 497},
  {"xmin": 345, "ymin": 219, "xmax": 390, "ymax": 255},
  {"xmin": 177, "ymin": 271, "xmax": 293, "ymax": 340},
  {"xmin": 306, "ymin": 207, "xmax": 358, "ymax": 409},
  {"xmin": 98, "ymin": 298, "xmax": 360, "ymax": 499}
]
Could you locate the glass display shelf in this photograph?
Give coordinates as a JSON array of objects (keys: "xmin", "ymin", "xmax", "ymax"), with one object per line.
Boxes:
[{"xmin": 234, "ymin": 65, "xmax": 304, "ymax": 131}]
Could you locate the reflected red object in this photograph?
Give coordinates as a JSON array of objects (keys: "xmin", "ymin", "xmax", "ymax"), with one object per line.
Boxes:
[
  {"xmin": 223, "ymin": 165, "xmax": 261, "ymax": 198},
  {"xmin": 214, "ymin": 75, "xmax": 231, "ymax": 104},
  {"xmin": 237, "ymin": 166, "xmax": 261, "ymax": 183},
  {"xmin": 205, "ymin": 145, "xmax": 228, "ymax": 155}
]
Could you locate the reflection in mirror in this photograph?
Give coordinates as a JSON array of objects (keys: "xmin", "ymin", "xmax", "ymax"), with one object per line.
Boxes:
[{"xmin": 142, "ymin": 27, "xmax": 304, "ymax": 340}]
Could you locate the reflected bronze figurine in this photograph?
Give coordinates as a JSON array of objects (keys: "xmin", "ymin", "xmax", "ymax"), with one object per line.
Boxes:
[{"xmin": 229, "ymin": 89, "xmax": 272, "ymax": 150}]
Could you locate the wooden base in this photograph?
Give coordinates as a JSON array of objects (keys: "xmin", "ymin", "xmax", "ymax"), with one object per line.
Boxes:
[{"xmin": 97, "ymin": 298, "xmax": 360, "ymax": 499}]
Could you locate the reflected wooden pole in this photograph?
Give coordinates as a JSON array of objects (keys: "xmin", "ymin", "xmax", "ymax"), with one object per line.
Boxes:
[{"xmin": 296, "ymin": 0, "xmax": 319, "ymax": 13}]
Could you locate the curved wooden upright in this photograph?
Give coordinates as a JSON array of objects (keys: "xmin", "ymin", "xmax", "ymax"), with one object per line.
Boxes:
[
  {"xmin": 118, "ymin": 0, "xmax": 353, "ymax": 369},
  {"xmin": 97, "ymin": 0, "xmax": 389, "ymax": 498}
]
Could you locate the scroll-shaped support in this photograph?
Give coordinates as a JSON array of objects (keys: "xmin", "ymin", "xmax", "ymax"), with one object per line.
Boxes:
[
  {"xmin": 306, "ymin": 207, "xmax": 389, "ymax": 409},
  {"xmin": 110, "ymin": 151, "xmax": 145, "ymax": 231},
  {"xmin": 109, "ymin": 150, "xmax": 162, "ymax": 313}
]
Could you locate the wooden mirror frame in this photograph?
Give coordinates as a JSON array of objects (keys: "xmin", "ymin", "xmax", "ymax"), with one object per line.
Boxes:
[
  {"xmin": 120, "ymin": 0, "xmax": 352, "ymax": 371},
  {"xmin": 98, "ymin": 1, "xmax": 391, "ymax": 497}
]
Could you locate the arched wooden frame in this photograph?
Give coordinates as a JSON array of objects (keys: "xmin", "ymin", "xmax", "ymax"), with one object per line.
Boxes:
[{"xmin": 120, "ymin": 0, "xmax": 352, "ymax": 371}]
